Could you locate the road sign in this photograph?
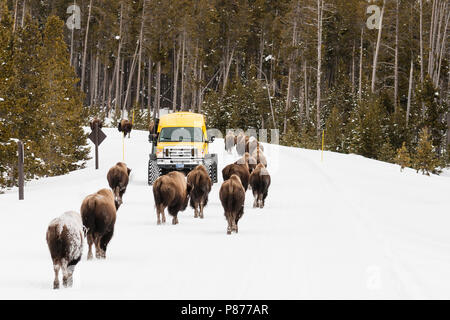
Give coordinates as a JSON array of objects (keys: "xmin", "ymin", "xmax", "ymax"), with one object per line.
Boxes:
[
  {"xmin": 88, "ymin": 128, "xmax": 106, "ymax": 146},
  {"xmin": 88, "ymin": 123, "xmax": 107, "ymax": 169}
]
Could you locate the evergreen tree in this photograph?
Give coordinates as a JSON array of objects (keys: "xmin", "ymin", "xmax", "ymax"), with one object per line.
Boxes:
[
  {"xmin": 396, "ymin": 142, "xmax": 411, "ymax": 171},
  {"xmin": 38, "ymin": 16, "xmax": 89, "ymax": 175},
  {"xmin": 413, "ymin": 127, "xmax": 440, "ymax": 176}
]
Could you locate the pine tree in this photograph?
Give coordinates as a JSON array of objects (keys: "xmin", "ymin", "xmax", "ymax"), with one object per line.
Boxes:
[
  {"xmin": 413, "ymin": 127, "xmax": 440, "ymax": 176},
  {"xmin": 395, "ymin": 142, "xmax": 411, "ymax": 171},
  {"xmin": 324, "ymin": 107, "xmax": 343, "ymax": 152},
  {"xmin": 379, "ymin": 141, "xmax": 396, "ymax": 163},
  {"xmin": 38, "ymin": 16, "xmax": 89, "ymax": 176}
]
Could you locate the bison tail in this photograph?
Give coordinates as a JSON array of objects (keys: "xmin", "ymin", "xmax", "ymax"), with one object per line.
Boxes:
[
  {"xmin": 81, "ymin": 197, "xmax": 97, "ymax": 233},
  {"xmin": 47, "ymin": 225, "xmax": 67, "ymax": 263},
  {"xmin": 152, "ymin": 178, "xmax": 169, "ymax": 207}
]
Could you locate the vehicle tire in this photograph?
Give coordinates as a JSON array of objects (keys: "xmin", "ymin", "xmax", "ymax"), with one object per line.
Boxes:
[
  {"xmin": 205, "ymin": 154, "xmax": 218, "ymax": 184},
  {"xmin": 148, "ymin": 159, "xmax": 161, "ymax": 185}
]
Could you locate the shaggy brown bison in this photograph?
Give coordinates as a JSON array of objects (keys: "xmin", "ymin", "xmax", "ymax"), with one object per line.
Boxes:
[
  {"xmin": 252, "ymin": 148, "xmax": 268, "ymax": 168},
  {"xmin": 234, "ymin": 152, "xmax": 257, "ymax": 174},
  {"xmin": 89, "ymin": 118, "xmax": 103, "ymax": 131},
  {"xmin": 236, "ymin": 133, "xmax": 247, "ymax": 156},
  {"xmin": 249, "ymin": 163, "xmax": 271, "ymax": 208},
  {"xmin": 186, "ymin": 165, "xmax": 212, "ymax": 219},
  {"xmin": 81, "ymin": 188, "xmax": 116, "ymax": 260},
  {"xmin": 219, "ymin": 174, "xmax": 246, "ymax": 235},
  {"xmin": 222, "ymin": 163, "xmax": 250, "ymax": 191},
  {"xmin": 153, "ymin": 171, "xmax": 191, "ymax": 225},
  {"xmin": 118, "ymin": 119, "xmax": 133, "ymax": 138},
  {"xmin": 46, "ymin": 211, "xmax": 84, "ymax": 289},
  {"xmin": 225, "ymin": 132, "xmax": 236, "ymax": 153},
  {"xmin": 246, "ymin": 136, "xmax": 264, "ymax": 155},
  {"xmin": 107, "ymin": 162, "xmax": 131, "ymax": 209}
]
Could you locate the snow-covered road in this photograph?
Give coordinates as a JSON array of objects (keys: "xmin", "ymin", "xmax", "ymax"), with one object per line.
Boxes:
[{"xmin": 1, "ymin": 128, "xmax": 450, "ymax": 299}]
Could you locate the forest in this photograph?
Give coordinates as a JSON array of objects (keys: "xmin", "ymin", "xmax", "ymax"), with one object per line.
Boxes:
[{"xmin": 0, "ymin": 0, "xmax": 449, "ymax": 187}]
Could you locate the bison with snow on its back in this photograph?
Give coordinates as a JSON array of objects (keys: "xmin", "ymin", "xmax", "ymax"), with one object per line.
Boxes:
[
  {"xmin": 219, "ymin": 174, "xmax": 246, "ymax": 235},
  {"xmin": 153, "ymin": 171, "xmax": 191, "ymax": 225},
  {"xmin": 249, "ymin": 163, "xmax": 271, "ymax": 208},
  {"xmin": 186, "ymin": 165, "xmax": 212, "ymax": 219},
  {"xmin": 225, "ymin": 131, "xmax": 236, "ymax": 153},
  {"xmin": 81, "ymin": 188, "xmax": 116, "ymax": 260},
  {"xmin": 118, "ymin": 119, "xmax": 133, "ymax": 138},
  {"xmin": 46, "ymin": 211, "xmax": 85, "ymax": 289},
  {"xmin": 236, "ymin": 133, "xmax": 247, "ymax": 156},
  {"xmin": 107, "ymin": 162, "xmax": 131, "ymax": 209}
]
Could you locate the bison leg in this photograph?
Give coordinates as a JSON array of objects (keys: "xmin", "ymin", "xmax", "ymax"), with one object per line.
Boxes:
[
  {"xmin": 194, "ymin": 205, "xmax": 198, "ymax": 218},
  {"xmin": 199, "ymin": 202, "xmax": 204, "ymax": 219},
  {"xmin": 53, "ymin": 263, "xmax": 60, "ymax": 289},
  {"xmin": 253, "ymin": 192, "xmax": 258, "ymax": 208},
  {"xmin": 226, "ymin": 214, "xmax": 232, "ymax": 235},
  {"xmin": 94, "ymin": 235, "xmax": 105, "ymax": 259},
  {"xmin": 172, "ymin": 215, "xmax": 178, "ymax": 225},
  {"xmin": 61, "ymin": 259, "xmax": 69, "ymax": 288},
  {"xmin": 87, "ymin": 234, "xmax": 94, "ymax": 260},
  {"xmin": 231, "ymin": 212, "xmax": 238, "ymax": 233}
]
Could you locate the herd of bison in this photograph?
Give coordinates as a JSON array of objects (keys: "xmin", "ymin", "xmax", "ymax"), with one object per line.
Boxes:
[{"xmin": 45, "ymin": 123, "xmax": 271, "ymax": 289}]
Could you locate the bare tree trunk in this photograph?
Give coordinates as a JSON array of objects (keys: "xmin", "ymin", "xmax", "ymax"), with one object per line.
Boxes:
[
  {"xmin": 155, "ymin": 60, "xmax": 161, "ymax": 118},
  {"xmin": 198, "ymin": 64, "xmax": 203, "ymax": 112},
  {"xmin": 316, "ymin": 0, "xmax": 324, "ymax": 136},
  {"xmin": 359, "ymin": 27, "xmax": 364, "ymax": 102},
  {"xmin": 436, "ymin": 10, "xmax": 449, "ymax": 86},
  {"xmin": 222, "ymin": 39, "xmax": 235, "ymax": 94},
  {"xmin": 406, "ymin": 59, "xmax": 414, "ymax": 126},
  {"xmin": 419, "ymin": 0, "xmax": 424, "ymax": 84},
  {"xmin": 81, "ymin": 0, "xmax": 93, "ymax": 91},
  {"xmin": 115, "ymin": 3, "xmax": 123, "ymax": 113},
  {"xmin": 258, "ymin": 32, "xmax": 264, "ymax": 80},
  {"xmin": 135, "ymin": 0, "xmax": 146, "ymax": 106},
  {"xmin": 181, "ymin": 29, "xmax": 186, "ymax": 108},
  {"xmin": 371, "ymin": 0, "xmax": 385, "ymax": 93},
  {"xmin": 148, "ymin": 57, "xmax": 152, "ymax": 112},
  {"xmin": 93, "ymin": 50, "xmax": 99, "ymax": 106},
  {"xmin": 70, "ymin": 0, "xmax": 76, "ymax": 67},
  {"xmin": 102, "ymin": 64, "xmax": 107, "ymax": 109},
  {"xmin": 304, "ymin": 61, "xmax": 309, "ymax": 121},
  {"xmin": 394, "ymin": 0, "xmax": 399, "ymax": 110},
  {"xmin": 119, "ymin": 58, "xmax": 124, "ymax": 113},
  {"xmin": 172, "ymin": 39, "xmax": 180, "ymax": 112},
  {"xmin": 12, "ymin": 0, "xmax": 18, "ymax": 33},
  {"xmin": 21, "ymin": 0, "xmax": 25, "ymax": 27},
  {"xmin": 123, "ymin": 39, "xmax": 140, "ymax": 111},
  {"xmin": 299, "ymin": 61, "xmax": 305, "ymax": 127},
  {"xmin": 351, "ymin": 41, "xmax": 355, "ymax": 95}
]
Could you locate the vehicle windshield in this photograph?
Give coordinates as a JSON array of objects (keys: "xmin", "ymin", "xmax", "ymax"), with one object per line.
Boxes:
[{"xmin": 159, "ymin": 127, "xmax": 204, "ymax": 142}]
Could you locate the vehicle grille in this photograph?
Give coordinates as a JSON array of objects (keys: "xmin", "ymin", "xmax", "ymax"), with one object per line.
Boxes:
[{"xmin": 165, "ymin": 147, "xmax": 194, "ymax": 158}]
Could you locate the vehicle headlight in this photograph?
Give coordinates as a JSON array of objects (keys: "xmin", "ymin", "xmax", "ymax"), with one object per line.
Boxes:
[{"xmin": 156, "ymin": 148, "xmax": 163, "ymax": 158}]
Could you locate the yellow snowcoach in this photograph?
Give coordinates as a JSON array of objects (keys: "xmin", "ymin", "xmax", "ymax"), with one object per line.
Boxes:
[{"xmin": 148, "ymin": 112, "xmax": 217, "ymax": 185}]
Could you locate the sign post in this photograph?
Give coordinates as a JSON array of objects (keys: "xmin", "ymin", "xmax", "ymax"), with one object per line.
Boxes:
[
  {"xmin": 88, "ymin": 123, "xmax": 106, "ymax": 170},
  {"xmin": 17, "ymin": 141, "xmax": 24, "ymax": 200}
]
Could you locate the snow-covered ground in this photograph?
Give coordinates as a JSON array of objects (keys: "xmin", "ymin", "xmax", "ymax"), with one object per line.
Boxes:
[{"xmin": 1, "ymin": 128, "xmax": 450, "ymax": 299}]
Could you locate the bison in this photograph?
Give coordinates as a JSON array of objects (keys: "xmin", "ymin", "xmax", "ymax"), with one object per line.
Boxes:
[
  {"xmin": 236, "ymin": 133, "xmax": 247, "ymax": 156},
  {"xmin": 118, "ymin": 119, "xmax": 133, "ymax": 138},
  {"xmin": 107, "ymin": 162, "xmax": 131, "ymax": 209},
  {"xmin": 89, "ymin": 118, "xmax": 103, "ymax": 131},
  {"xmin": 225, "ymin": 132, "xmax": 236, "ymax": 153},
  {"xmin": 186, "ymin": 165, "xmax": 212, "ymax": 219},
  {"xmin": 46, "ymin": 211, "xmax": 85, "ymax": 289},
  {"xmin": 235, "ymin": 152, "xmax": 257, "ymax": 174},
  {"xmin": 219, "ymin": 174, "xmax": 246, "ymax": 235},
  {"xmin": 246, "ymin": 137, "xmax": 264, "ymax": 155},
  {"xmin": 80, "ymin": 188, "xmax": 116, "ymax": 260},
  {"xmin": 249, "ymin": 163, "xmax": 271, "ymax": 208},
  {"xmin": 153, "ymin": 171, "xmax": 191, "ymax": 225},
  {"xmin": 252, "ymin": 148, "xmax": 268, "ymax": 168},
  {"xmin": 222, "ymin": 163, "xmax": 250, "ymax": 191}
]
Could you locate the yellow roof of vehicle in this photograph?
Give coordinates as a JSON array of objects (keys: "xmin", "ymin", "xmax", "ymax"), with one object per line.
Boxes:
[{"xmin": 157, "ymin": 112, "xmax": 206, "ymax": 130}]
